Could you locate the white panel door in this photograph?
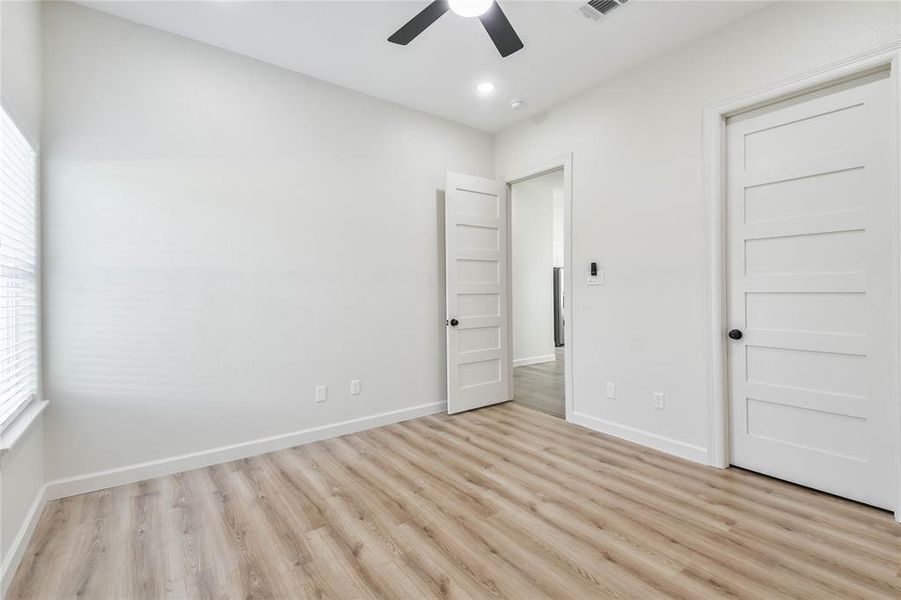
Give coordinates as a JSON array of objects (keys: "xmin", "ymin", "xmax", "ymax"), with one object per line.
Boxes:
[
  {"xmin": 726, "ymin": 73, "xmax": 896, "ymax": 510},
  {"xmin": 445, "ymin": 172, "xmax": 509, "ymax": 414}
]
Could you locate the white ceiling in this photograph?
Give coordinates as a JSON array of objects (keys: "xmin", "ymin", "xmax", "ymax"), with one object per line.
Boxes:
[{"xmin": 77, "ymin": 1, "xmax": 768, "ymax": 133}]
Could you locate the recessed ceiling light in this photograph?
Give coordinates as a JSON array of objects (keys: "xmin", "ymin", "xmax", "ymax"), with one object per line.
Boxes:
[
  {"xmin": 476, "ymin": 81, "xmax": 496, "ymax": 95},
  {"xmin": 449, "ymin": 0, "xmax": 493, "ymax": 18},
  {"xmin": 509, "ymin": 99, "xmax": 525, "ymax": 110}
]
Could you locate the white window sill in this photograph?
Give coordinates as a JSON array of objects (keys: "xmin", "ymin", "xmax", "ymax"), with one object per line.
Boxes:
[{"xmin": 0, "ymin": 399, "xmax": 48, "ymax": 459}]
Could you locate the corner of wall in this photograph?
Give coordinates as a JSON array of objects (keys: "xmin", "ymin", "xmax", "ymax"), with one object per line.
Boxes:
[
  {"xmin": 0, "ymin": 0, "xmax": 46, "ymax": 593},
  {"xmin": 0, "ymin": 415, "xmax": 48, "ymax": 598}
]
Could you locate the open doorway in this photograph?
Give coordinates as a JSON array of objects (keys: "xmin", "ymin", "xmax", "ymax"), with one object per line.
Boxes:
[
  {"xmin": 444, "ymin": 157, "xmax": 571, "ymax": 418},
  {"xmin": 509, "ymin": 169, "xmax": 565, "ymax": 418}
]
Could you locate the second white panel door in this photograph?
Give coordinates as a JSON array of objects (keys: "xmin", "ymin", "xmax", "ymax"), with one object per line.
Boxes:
[{"xmin": 726, "ymin": 72, "xmax": 896, "ymax": 510}]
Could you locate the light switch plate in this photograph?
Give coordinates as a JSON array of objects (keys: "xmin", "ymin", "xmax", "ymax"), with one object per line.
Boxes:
[
  {"xmin": 315, "ymin": 385, "xmax": 328, "ymax": 403},
  {"xmin": 606, "ymin": 382, "xmax": 616, "ymax": 399},
  {"xmin": 350, "ymin": 380, "xmax": 361, "ymax": 395},
  {"xmin": 653, "ymin": 392, "xmax": 665, "ymax": 409},
  {"xmin": 587, "ymin": 268, "xmax": 605, "ymax": 286}
]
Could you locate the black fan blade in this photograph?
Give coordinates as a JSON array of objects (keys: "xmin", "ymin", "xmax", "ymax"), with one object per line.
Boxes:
[
  {"xmin": 388, "ymin": 1, "xmax": 450, "ymax": 45},
  {"xmin": 479, "ymin": 1, "xmax": 523, "ymax": 57}
]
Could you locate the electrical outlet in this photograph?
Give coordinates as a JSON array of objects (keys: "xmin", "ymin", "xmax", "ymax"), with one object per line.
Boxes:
[
  {"xmin": 350, "ymin": 380, "xmax": 361, "ymax": 395},
  {"xmin": 315, "ymin": 385, "xmax": 328, "ymax": 403},
  {"xmin": 606, "ymin": 382, "xmax": 616, "ymax": 399},
  {"xmin": 653, "ymin": 392, "xmax": 665, "ymax": 410}
]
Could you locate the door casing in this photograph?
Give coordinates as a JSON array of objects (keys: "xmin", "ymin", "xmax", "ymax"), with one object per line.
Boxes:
[
  {"xmin": 503, "ymin": 154, "xmax": 574, "ymax": 421},
  {"xmin": 702, "ymin": 42, "xmax": 901, "ymax": 521}
]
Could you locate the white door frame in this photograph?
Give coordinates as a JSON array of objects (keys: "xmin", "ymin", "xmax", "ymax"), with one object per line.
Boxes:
[
  {"xmin": 503, "ymin": 154, "xmax": 574, "ymax": 421},
  {"xmin": 702, "ymin": 42, "xmax": 901, "ymax": 520}
]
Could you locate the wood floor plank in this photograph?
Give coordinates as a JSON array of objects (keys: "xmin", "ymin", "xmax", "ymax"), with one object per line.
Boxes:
[
  {"xmin": 457, "ymin": 407, "xmax": 900, "ymax": 597},
  {"xmin": 421, "ymin": 414, "xmax": 812, "ymax": 598},
  {"xmin": 394, "ymin": 419, "xmax": 715, "ymax": 598},
  {"xmin": 369, "ymin": 426, "xmax": 653, "ymax": 598},
  {"xmin": 512, "ymin": 348, "xmax": 565, "ymax": 418},
  {"xmin": 312, "ymin": 440, "xmax": 459, "ymax": 599},
  {"xmin": 494, "ymin": 403, "xmax": 901, "ymax": 562},
  {"xmin": 8, "ymin": 402, "xmax": 900, "ymax": 599}
]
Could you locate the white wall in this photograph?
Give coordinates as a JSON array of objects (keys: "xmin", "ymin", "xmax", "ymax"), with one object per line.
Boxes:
[
  {"xmin": 0, "ymin": 0, "xmax": 44, "ymax": 589},
  {"xmin": 495, "ymin": 0, "xmax": 901, "ymax": 461},
  {"xmin": 41, "ymin": 2, "xmax": 493, "ymax": 485},
  {"xmin": 0, "ymin": 419, "xmax": 44, "ymax": 585},
  {"xmin": 0, "ymin": 0, "xmax": 42, "ymax": 145},
  {"xmin": 552, "ymin": 188, "xmax": 564, "ymax": 269},
  {"xmin": 511, "ymin": 171, "xmax": 562, "ymax": 365}
]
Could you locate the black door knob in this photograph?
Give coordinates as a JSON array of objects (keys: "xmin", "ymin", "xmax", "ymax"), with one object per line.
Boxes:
[
  {"xmin": 728, "ymin": 329, "xmax": 743, "ymax": 340},
  {"xmin": 449, "ymin": 318, "xmax": 459, "ymax": 327}
]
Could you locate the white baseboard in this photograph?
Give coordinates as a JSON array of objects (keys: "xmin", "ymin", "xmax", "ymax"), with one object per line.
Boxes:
[
  {"xmin": 569, "ymin": 411, "xmax": 708, "ymax": 465},
  {"xmin": 513, "ymin": 354, "xmax": 556, "ymax": 368},
  {"xmin": 1, "ymin": 483, "xmax": 47, "ymax": 598},
  {"xmin": 44, "ymin": 401, "xmax": 445, "ymax": 501}
]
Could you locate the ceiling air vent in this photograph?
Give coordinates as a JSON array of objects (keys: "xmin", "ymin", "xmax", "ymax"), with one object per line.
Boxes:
[{"xmin": 579, "ymin": 0, "xmax": 629, "ymax": 21}]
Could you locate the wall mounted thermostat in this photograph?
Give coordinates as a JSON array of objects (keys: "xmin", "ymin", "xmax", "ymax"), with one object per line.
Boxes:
[{"xmin": 588, "ymin": 261, "xmax": 604, "ymax": 286}]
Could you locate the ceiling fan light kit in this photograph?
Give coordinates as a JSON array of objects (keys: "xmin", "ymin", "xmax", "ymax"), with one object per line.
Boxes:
[
  {"xmin": 388, "ymin": 0, "xmax": 524, "ymax": 58},
  {"xmin": 448, "ymin": 0, "xmax": 493, "ymax": 18}
]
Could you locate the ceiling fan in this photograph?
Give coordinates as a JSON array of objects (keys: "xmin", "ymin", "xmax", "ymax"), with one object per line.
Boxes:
[{"xmin": 388, "ymin": 0, "xmax": 524, "ymax": 58}]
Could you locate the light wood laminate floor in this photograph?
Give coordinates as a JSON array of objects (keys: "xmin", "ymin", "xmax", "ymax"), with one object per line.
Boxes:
[
  {"xmin": 513, "ymin": 347, "xmax": 565, "ymax": 418},
  {"xmin": 8, "ymin": 402, "xmax": 901, "ymax": 599}
]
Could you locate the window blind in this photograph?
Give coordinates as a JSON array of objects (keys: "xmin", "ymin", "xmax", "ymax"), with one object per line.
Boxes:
[{"xmin": 0, "ymin": 107, "xmax": 38, "ymax": 429}]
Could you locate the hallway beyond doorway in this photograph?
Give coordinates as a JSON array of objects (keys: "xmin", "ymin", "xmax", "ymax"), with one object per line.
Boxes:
[{"xmin": 513, "ymin": 348, "xmax": 564, "ymax": 418}]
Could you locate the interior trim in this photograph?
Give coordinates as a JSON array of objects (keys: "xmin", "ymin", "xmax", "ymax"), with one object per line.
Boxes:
[
  {"xmin": 43, "ymin": 401, "xmax": 445, "ymax": 501},
  {"xmin": 0, "ymin": 483, "xmax": 46, "ymax": 598},
  {"xmin": 569, "ymin": 411, "xmax": 709, "ymax": 465},
  {"xmin": 513, "ymin": 354, "xmax": 557, "ymax": 368},
  {"xmin": 0, "ymin": 400, "xmax": 48, "ymax": 458}
]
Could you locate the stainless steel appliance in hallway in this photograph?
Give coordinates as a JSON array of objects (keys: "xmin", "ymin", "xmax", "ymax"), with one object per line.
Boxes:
[{"xmin": 553, "ymin": 267, "xmax": 564, "ymax": 347}]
